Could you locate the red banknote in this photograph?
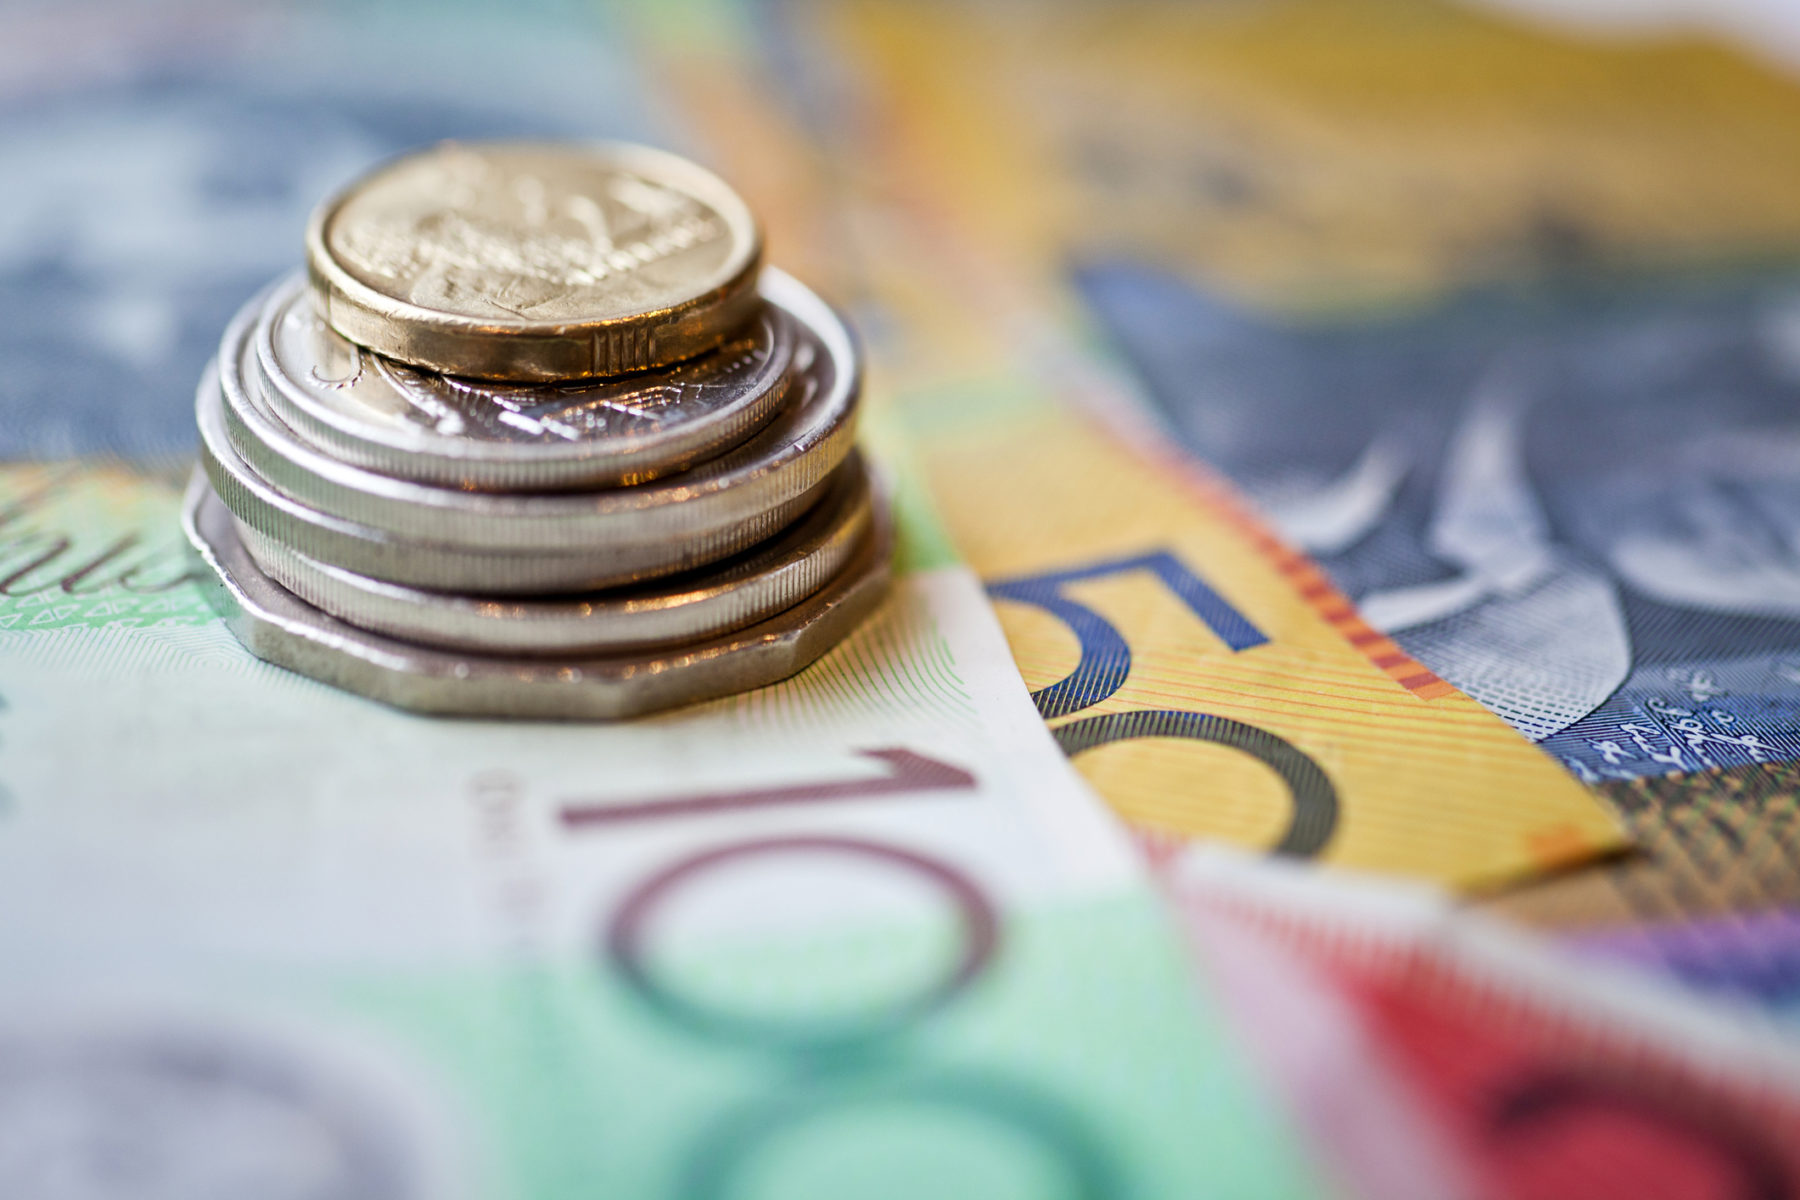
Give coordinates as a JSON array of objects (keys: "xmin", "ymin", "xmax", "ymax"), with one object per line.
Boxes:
[{"xmin": 1174, "ymin": 853, "xmax": 1800, "ymax": 1200}]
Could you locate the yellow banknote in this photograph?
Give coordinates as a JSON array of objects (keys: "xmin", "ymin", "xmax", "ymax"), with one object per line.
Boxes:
[
  {"xmin": 821, "ymin": 0, "xmax": 1800, "ymax": 311},
  {"xmin": 893, "ymin": 382, "xmax": 1623, "ymax": 889}
]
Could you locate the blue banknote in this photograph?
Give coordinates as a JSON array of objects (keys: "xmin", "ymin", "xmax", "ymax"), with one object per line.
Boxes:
[
  {"xmin": 1074, "ymin": 258, "xmax": 1800, "ymax": 998},
  {"xmin": 0, "ymin": 0, "xmax": 664, "ymax": 463},
  {"xmin": 1078, "ymin": 262, "xmax": 1800, "ymax": 788}
]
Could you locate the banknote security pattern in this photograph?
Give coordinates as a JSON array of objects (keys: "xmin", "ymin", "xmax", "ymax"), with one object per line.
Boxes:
[{"xmin": 186, "ymin": 140, "xmax": 888, "ymax": 718}]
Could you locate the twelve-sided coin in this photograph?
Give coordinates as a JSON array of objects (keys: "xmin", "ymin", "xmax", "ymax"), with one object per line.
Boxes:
[{"xmin": 184, "ymin": 471, "xmax": 893, "ymax": 720}]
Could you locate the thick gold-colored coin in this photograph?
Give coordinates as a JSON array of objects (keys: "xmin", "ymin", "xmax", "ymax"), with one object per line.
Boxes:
[{"xmin": 306, "ymin": 142, "xmax": 762, "ymax": 381}]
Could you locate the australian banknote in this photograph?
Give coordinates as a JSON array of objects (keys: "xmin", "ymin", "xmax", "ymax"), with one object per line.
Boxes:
[
  {"xmin": 0, "ymin": 3, "xmax": 1328, "ymax": 1196},
  {"xmin": 1175, "ymin": 849, "xmax": 1800, "ymax": 1200},
  {"xmin": 711, "ymin": 0, "xmax": 1800, "ymax": 1008}
]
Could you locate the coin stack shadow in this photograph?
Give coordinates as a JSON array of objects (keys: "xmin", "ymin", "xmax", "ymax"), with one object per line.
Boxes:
[{"xmin": 183, "ymin": 142, "xmax": 890, "ymax": 719}]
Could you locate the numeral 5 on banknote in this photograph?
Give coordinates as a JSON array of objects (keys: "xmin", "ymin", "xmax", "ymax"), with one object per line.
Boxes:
[{"xmin": 990, "ymin": 552, "xmax": 1337, "ymax": 859}]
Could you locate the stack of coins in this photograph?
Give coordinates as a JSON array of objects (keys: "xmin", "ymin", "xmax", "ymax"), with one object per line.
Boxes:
[{"xmin": 183, "ymin": 142, "xmax": 889, "ymax": 719}]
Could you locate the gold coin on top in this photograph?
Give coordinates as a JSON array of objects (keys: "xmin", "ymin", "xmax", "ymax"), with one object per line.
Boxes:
[{"xmin": 306, "ymin": 141, "xmax": 763, "ymax": 382}]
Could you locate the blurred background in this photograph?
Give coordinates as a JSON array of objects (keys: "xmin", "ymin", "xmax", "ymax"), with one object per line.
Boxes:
[{"xmin": 8, "ymin": 0, "xmax": 1800, "ymax": 1195}]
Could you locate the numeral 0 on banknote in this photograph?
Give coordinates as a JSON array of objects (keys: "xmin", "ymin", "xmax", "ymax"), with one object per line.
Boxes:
[{"xmin": 990, "ymin": 552, "xmax": 1341, "ymax": 858}]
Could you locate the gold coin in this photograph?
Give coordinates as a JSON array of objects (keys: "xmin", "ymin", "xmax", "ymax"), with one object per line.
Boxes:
[{"xmin": 306, "ymin": 141, "xmax": 763, "ymax": 381}]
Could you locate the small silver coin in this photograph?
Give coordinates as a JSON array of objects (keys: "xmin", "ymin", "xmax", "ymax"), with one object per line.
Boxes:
[
  {"xmin": 217, "ymin": 267, "xmax": 857, "ymax": 554},
  {"xmin": 236, "ymin": 453, "xmax": 874, "ymax": 656},
  {"xmin": 183, "ymin": 471, "xmax": 893, "ymax": 720},
  {"xmin": 259, "ymin": 271, "xmax": 797, "ymax": 491},
  {"xmin": 199, "ymin": 361, "xmax": 821, "ymax": 593}
]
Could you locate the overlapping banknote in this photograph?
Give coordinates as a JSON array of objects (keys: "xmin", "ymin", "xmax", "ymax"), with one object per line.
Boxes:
[
  {"xmin": 1174, "ymin": 850, "xmax": 1800, "ymax": 1200},
  {"xmin": 6, "ymin": 0, "xmax": 1800, "ymax": 1196},
  {"xmin": 644, "ymin": 0, "xmax": 1800, "ymax": 1015}
]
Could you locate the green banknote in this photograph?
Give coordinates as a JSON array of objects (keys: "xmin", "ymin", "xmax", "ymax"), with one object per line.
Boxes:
[
  {"xmin": 0, "ymin": 466, "xmax": 1323, "ymax": 1200},
  {"xmin": 0, "ymin": 4, "xmax": 1321, "ymax": 1197}
]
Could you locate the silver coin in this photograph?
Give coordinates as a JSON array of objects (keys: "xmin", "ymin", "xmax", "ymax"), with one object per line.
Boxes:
[
  {"xmin": 259, "ymin": 271, "xmax": 796, "ymax": 491},
  {"xmin": 236, "ymin": 453, "xmax": 874, "ymax": 655},
  {"xmin": 216, "ymin": 266, "xmax": 857, "ymax": 553},
  {"xmin": 199, "ymin": 361, "xmax": 825, "ymax": 593},
  {"xmin": 183, "ymin": 471, "xmax": 893, "ymax": 720}
]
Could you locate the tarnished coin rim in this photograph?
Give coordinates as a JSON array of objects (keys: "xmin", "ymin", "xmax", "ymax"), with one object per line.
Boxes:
[
  {"xmin": 257, "ymin": 272, "xmax": 798, "ymax": 491},
  {"xmin": 198, "ymin": 360, "xmax": 832, "ymax": 593},
  {"xmin": 306, "ymin": 141, "xmax": 763, "ymax": 381},
  {"xmin": 236, "ymin": 452, "xmax": 875, "ymax": 656},
  {"xmin": 218, "ymin": 268, "xmax": 859, "ymax": 551},
  {"xmin": 182, "ymin": 470, "xmax": 895, "ymax": 721}
]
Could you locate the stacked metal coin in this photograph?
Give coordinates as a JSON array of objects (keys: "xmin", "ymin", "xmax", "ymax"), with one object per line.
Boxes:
[{"xmin": 184, "ymin": 142, "xmax": 889, "ymax": 719}]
